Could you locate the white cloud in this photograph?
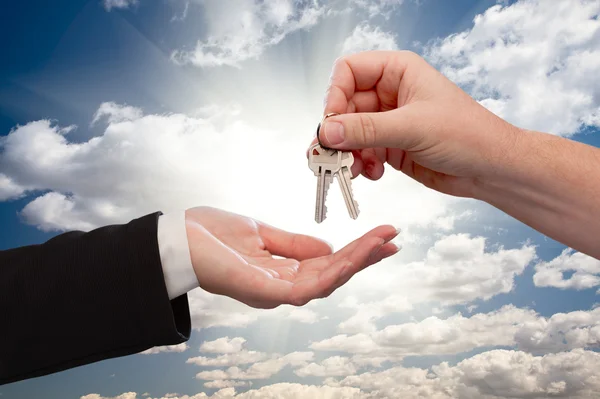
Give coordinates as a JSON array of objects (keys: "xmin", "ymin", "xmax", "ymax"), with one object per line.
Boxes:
[
  {"xmin": 286, "ymin": 308, "xmax": 320, "ymax": 324},
  {"xmin": 140, "ymin": 343, "xmax": 189, "ymax": 355},
  {"xmin": 0, "ymin": 101, "xmax": 457, "ymax": 341},
  {"xmin": 533, "ymin": 248, "xmax": 600, "ymax": 290},
  {"xmin": 0, "ymin": 106, "xmax": 289, "ymax": 232},
  {"xmin": 514, "ymin": 307, "xmax": 600, "ymax": 354},
  {"xmin": 82, "ymin": 349, "xmax": 600, "ymax": 398},
  {"xmin": 199, "ymin": 337, "xmax": 247, "ymax": 354},
  {"xmin": 341, "ymin": 23, "xmax": 398, "ymax": 55},
  {"xmin": 202, "ymin": 381, "xmax": 250, "ymax": 389},
  {"xmin": 171, "ymin": 0, "xmax": 324, "ymax": 68},
  {"xmin": 195, "ymin": 352, "xmax": 314, "ymax": 381},
  {"xmin": 187, "ymin": 290, "xmax": 264, "ymax": 331},
  {"xmin": 294, "ymin": 356, "xmax": 358, "ymax": 378},
  {"xmin": 229, "ymin": 383, "xmax": 366, "ymax": 398},
  {"xmin": 170, "ymin": 0, "xmax": 412, "ymax": 68},
  {"xmin": 374, "ymin": 234, "xmax": 535, "ymax": 305},
  {"xmin": 425, "ymin": 0, "xmax": 600, "ymax": 136},
  {"xmin": 351, "ymin": 0, "xmax": 404, "ymax": 18},
  {"xmin": 187, "ymin": 351, "xmax": 268, "ymax": 367},
  {"xmin": 337, "ymin": 294, "xmax": 413, "ymax": 334},
  {"xmin": 334, "ymin": 234, "xmax": 536, "ymax": 334},
  {"xmin": 328, "ymin": 349, "xmax": 600, "ymax": 399},
  {"xmin": 186, "ymin": 337, "xmax": 272, "ymax": 368},
  {"xmin": 311, "ymin": 305, "xmax": 600, "ymax": 358},
  {"xmin": 81, "ymin": 394, "xmax": 138, "ymax": 399},
  {"xmin": 0, "ymin": 100, "xmax": 454, "ymax": 248},
  {"xmin": 102, "ymin": 0, "xmax": 138, "ymax": 12},
  {"xmin": 91, "ymin": 102, "xmax": 143, "ymax": 126},
  {"xmin": 0, "ymin": 173, "xmax": 25, "ymax": 200}
]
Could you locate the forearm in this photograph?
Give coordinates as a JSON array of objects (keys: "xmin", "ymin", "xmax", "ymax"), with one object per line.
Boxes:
[
  {"xmin": 0, "ymin": 213, "xmax": 191, "ymax": 385},
  {"xmin": 473, "ymin": 127, "xmax": 600, "ymax": 259}
]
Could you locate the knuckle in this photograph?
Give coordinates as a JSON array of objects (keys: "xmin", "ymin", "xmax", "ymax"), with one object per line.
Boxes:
[
  {"xmin": 290, "ymin": 294, "xmax": 308, "ymax": 307},
  {"xmin": 333, "ymin": 55, "xmax": 347, "ymax": 67},
  {"xmin": 399, "ymin": 50, "xmax": 421, "ymax": 62},
  {"xmin": 357, "ymin": 113, "xmax": 377, "ymax": 145},
  {"xmin": 329, "ymin": 56, "xmax": 348, "ymax": 84}
]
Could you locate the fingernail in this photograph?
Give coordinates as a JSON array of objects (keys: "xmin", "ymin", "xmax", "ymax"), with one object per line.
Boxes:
[
  {"xmin": 324, "ymin": 121, "xmax": 345, "ymax": 145},
  {"xmin": 395, "ymin": 228, "xmax": 402, "ymax": 235}
]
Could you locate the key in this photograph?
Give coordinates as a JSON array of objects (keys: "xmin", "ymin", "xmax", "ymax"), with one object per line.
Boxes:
[
  {"xmin": 308, "ymin": 143, "xmax": 360, "ymax": 223},
  {"xmin": 308, "ymin": 143, "xmax": 337, "ymax": 223},
  {"xmin": 337, "ymin": 151, "xmax": 360, "ymax": 220}
]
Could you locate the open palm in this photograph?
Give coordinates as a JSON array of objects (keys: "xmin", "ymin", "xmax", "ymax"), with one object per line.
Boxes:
[{"xmin": 185, "ymin": 207, "xmax": 399, "ymax": 309}]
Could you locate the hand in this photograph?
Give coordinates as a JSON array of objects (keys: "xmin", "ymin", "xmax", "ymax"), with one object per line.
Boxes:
[
  {"xmin": 309, "ymin": 50, "xmax": 521, "ymax": 198},
  {"xmin": 184, "ymin": 206, "xmax": 400, "ymax": 309}
]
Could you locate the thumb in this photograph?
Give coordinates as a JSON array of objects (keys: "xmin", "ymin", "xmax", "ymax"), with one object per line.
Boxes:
[{"xmin": 318, "ymin": 108, "xmax": 419, "ymax": 150}]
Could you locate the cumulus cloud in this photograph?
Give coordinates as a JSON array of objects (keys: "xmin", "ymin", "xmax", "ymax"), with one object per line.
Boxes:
[
  {"xmin": 177, "ymin": 305, "xmax": 600, "ymax": 391},
  {"xmin": 202, "ymin": 381, "xmax": 250, "ymax": 389},
  {"xmin": 194, "ymin": 352, "xmax": 314, "ymax": 381},
  {"xmin": 82, "ymin": 349, "xmax": 600, "ymax": 398},
  {"xmin": 0, "ymin": 103, "xmax": 293, "ymax": 232},
  {"xmin": 335, "ymin": 234, "xmax": 536, "ymax": 334},
  {"xmin": 186, "ymin": 337, "xmax": 272, "ymax": 368},
  {"xmin": 83, "ymin": 384, "xmax": 365, "ymax": 398},
  {"xmin": 0, "ymin": 101, "xmax": 459, "ymax": 331},
  {"xmin": 171, "ymin": 0, "xmax": 324, "ymax": 68},
  {"xmin": 286, "ymin": 308, "xmax": 321, "ymax": 324},
  {"xmin": 406, "ymin": 234, "xmax": 536, "ymax": 304},
  {"xmin": 341, "ymin": 23, "xmax": 398, "ymax": 55},
  {"xmin": 337, "ymin": 294, "xmax": 413, "ymax": 334},
  {"xmin": 170, "ymin": 0, "xmax": 411, "ymax": 68},
  {"xmin": 514, "ymin": 306, "xmax": 600, "ymax": 354},
  {"xmin": 533, "ymin": 248, "xmax": 600, "ymax": 290},
  {"xmin": 184, "ymin": 233, "xmax": 535, "ymax": 335},
  {"xmin": 0, "ymin": 173, "xmax": 25, "ymax": 200},
  {"xmin": 199, "ymin": 337, "xmax": 247, "ymax": 354},
  {"xmin": 140, "ymin": 343, "xmax": 189, "ymax": 355},
  {"xmin": 0, "ymin": 101, "xmax": 452, "ymax": 237},
  {"xmin": 311, "ymin": 305, "xmax": 600, "ymax": 359},
  {"xmin": 186, "ymin": 290, "xmax": 264, "ymax": 331},
  {"xmin": 102, "ymin": 0, "xmax": 138, "ymax": 12},
  {"xmin": 351, "ymin": 0, "xmax": 405, "ymax": 18},
  {"xmin": 328, "ymin": 349, "xmax": 600, "ymax": 399},
  {"xmin": 91, "ymin": 102, "xmax": 143, "ymax": 126},
  {"xmin": 425, "ymin": 0, "xmax": 600, "ymax": 136},
  {"xmin": 187, "ymin": 352, "xmax": 268, "ymax": 368},
  {"xmin": 294, "ymin": 356, "xmax": 358, "ymax": 378}
]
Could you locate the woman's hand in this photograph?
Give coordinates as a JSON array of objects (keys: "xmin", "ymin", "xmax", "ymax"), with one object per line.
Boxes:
[{"xmin": 184, "ymin": 206, "xmax": 400, "ymax": 309}]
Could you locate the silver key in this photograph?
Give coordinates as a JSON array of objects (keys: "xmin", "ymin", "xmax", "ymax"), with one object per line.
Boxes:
[
  {"xmin": 337, "ymin": 151, "xmax": 360, "ymax": 220},
  {"xmin": 308, "ymin": 143, "xmax": 360, "ymax": 223},
  {"xmin": 308, "ymin": 143, "xmax": 336, "ymax": 223}
]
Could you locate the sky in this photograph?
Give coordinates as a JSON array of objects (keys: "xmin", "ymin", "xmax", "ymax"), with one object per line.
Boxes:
[{"xmin": 2, "ymin": 0, "xmax": 600, "ymax": 398}]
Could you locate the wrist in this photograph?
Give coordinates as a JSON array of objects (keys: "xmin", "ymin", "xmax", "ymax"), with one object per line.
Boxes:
[{"xmin": 470, "ymin": 123, "xmax": 535, "ymax": 202}]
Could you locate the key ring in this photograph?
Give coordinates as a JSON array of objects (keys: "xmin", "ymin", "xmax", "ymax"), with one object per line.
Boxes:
[{"xmin": 316, "ymin": 112, "xmax": 340, "ymax": 150}]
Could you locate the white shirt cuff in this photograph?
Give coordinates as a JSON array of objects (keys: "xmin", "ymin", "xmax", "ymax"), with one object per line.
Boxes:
[{"xmin": 157, "ymin": 211, "xmax": 198, "ymax": 300}]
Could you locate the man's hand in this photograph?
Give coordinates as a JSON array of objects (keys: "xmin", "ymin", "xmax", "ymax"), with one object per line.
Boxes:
[
  {"xmin": 184, "ymin": 206, "xmax": 399, "ymax": 309},
  {"xmin": 310, "ymin": 50, "xmax": 520, "ymax": 198}
]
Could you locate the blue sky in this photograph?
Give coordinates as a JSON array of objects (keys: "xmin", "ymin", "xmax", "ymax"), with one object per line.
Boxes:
[{"xmin": 2, "ymin": 0, "xmax": 600, "ymax": 398}]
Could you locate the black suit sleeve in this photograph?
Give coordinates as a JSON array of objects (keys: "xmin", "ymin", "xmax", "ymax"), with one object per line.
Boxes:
[{"xmin": 0, "ymin": 212, "xmax": 191, "ymax": 385}]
